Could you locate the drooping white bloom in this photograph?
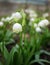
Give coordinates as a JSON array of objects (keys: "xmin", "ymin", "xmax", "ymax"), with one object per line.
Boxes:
[
  {"xmin": 1, "ymin": 18, "xmax": 5, "ymax": 21},
  {"xmin": 13, "ymin": 23, "xmax": 22, "ymax": 33},
  {"xmin": 38, "ymin": 19, "xmax": 49, "ymax": 27},
  {"xmin": 5, "ymin": 17, "xmax": 12, "ymax": 21},
  {"xmin": 16, "ymin": 44, "xmax": 19, "ymax": 49},
  {"xmin": 0, "ymin": 22, "xmax": 3, "ymax": 27},
  {"xmin": 34, "ymin": 23, "xmax": 38, "ymax": 28},
  {"xmin": 43, "ymin": 19, "xmax": 49, "ymax": 26},
  {"xmin": 22, "ymin": 42, "xmax": 24, "ymax": 45},
  {"xmin": 25, "ymin": 9, "xmax": 34, "ymax": 14},
  {"xmin": 29, "ymin": 21, "xmax": 34, "ymax": 26},
  {"xmin": 11, "ymin": 12, "xmax": 22, "ymax": 19},
  {"xmin": 29, "ymin": 13, "xmax": 37, "ymax": 18},
  {"xmin": 30, "ymin": 18, "xmax": 35, "ymax": 22},
  {"xmin": 29, "ymin": 18, "xmax": 35, "ymax": 26},
  {"xmin": 43, "ymin": 13, "xmax": 49, "ymax": 18},
  {"xmin": 36, "ymin": 27, "xmax": 42, "ymax": 32}
]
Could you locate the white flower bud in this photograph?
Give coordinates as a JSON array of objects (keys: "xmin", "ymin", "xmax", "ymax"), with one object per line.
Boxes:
[
  {"xmin": 36, "ymin": 27, "xmax": 41, "ymax": 32},
  {"xmin": 29, "ymin": 18, "xmax": 35, "ymax": 26},
  {"xmin": 13, "ymin": 23, "xmax": 22, "ymax": 33},
  {"xmin": 0, "ymin": 22, "xmax": 3, "ymax": 27},
  {"xmin": 12, "ymin": 12, "xmax": 22, "ymax": 19},
  {"xmin": 43, "ymin": 19, "xmax": 49, "ymax": 26},
  {"xmin": 29, "ymin": 21, "xmax": 34, "ymax": 26},
  {"xmin": 30, "ymin": 18, "xmax": 35, "ymax": 22},
  {"xmin": 43, "ymin": 13, "xmax": 49, "ymax": 18},
  {"xmin": 34, "ymin": 23, "xmax": 38, "ymax": 28},
  {"xmin": 29, "ymin": 13, "xmax": 37, "ymax": 18},
  {"xmin": 25, "ymin": 9, "xmax": 34, "ymax": 14},
  {"xmin": 5, "ymin": 17, "xmax": 12, "ymax": 21},
  {"xmin": 38, "ymin": 19, "xmax": 49, "ymax": 27},
  {"xmin": 1, "ymin": 18, "xmax": 5, "ymax": 21}
]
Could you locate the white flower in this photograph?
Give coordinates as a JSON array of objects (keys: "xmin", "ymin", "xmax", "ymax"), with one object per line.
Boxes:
[
  {"xmin": 29, "ymin": 21, "xmax": 34, "ymax": 26},
  {"xmin": 16, "ymin": 44, "xmax": 19, "ymax": 49},
  {"xmin": 1, "ymin": 18, "xmax": 5, "ymax": 21},
  {"xmin": 38, "ymin": 21, "xmax": 45, "ymax": 27},
  {"xmin": 29, "ymin": 18, "xmax": 35, "ymax": 26},
  {"xmin": 5, "ymin": 17, "xmax": 12, "ymax": 21},
  {"xmin": 29, "ymin": 13, "xmax": 37, "ymax": 18},
  {"xmin": 43, "ymin": 19, "xmax": 49, "ymax": 26},
  {"xmin": 34, "ymin": 23, "xmax": 38, "ymax": 28},
  {"xmin": 13, "ymin": 23, "xmax": 22, "ymax": 33},
  {"xmin": 25, "ymin": 9, "xmax": 34, "ymax": 14},
  {"xmin": 38, "ymin": 19, "xmax": 49, "ymax": 27},
  {"xmin": 22, "ymin": 42, "xmax": 24, "ymax": 45},
  {"xmin": 0, "ymin": 22, "xmax": 3, "ymax": 27},
  {"xmin": 30, "ymin": 18, "xmax": 35, "ymax": 22},
  {"xmin": 11, "ymin": 12, "xmax": 22, "ymax": 19},
  {"xmin": 43, "ymin": 13, "xmax": 49, "ymax": 18},
  {"xmin": 36, "ymin": 27, "xmax": 42, "ymax": 32}
]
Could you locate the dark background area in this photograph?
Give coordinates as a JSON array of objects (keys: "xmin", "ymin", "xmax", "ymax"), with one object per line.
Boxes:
[{"xmin": 0, "ymin": 0, "xmax": 50, "ymax": 16}]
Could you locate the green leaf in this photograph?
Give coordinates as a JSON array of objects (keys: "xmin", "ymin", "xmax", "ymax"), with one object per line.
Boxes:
[
  {"xmin": 40, "ymin": 50, "xmax": 50, "ymax": 56},
  {"xmin": 0, "ymin": 62, "xmax": 3, "ymax": 65},
  {"xmin": 39, "ymin": 59, "xmax": 50, "ymax": 64},
  {"xmin": 38, "ymin": 62, "xmax": 45, "ymax": 65},
  {"xmin": 7, "ymin": 44, "xmax": 19, "ymax": 65},
  {"xmin": 4, "ymin": 46, "xmax": 9, "ymax": 61}
]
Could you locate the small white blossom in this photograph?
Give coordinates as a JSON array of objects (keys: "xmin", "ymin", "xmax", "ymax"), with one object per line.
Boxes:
[
  {"xmin": 36, "ymin": 27, "xmax": 42, "ymax": 32},
  {"xmin": 29, "ymin": 13, "xmax": 37, "ymax": 18},
  {"xmin": 16, "ymin": 44, "xmax": 19, "ymax": 49},
  {"xmin": 43, "ymin": 19, "xmax": 49, "ymax": 26},
  {"xmin": 13, "ymin": 23, "xmax": 22, "ymax": 33},
  {"xmin": 1, "ymin": 18, "xmax": 5, "ymax": 21},
  {"xmin": 25, "ymin": 9, "xmax": 33, "ymax": 14},
  {"xmin": 29, "ymin": 21, "xmax": 34, "ymax": 26},
  {"xmin": 5, "ymin": 17, "xmax": 12, "ymax": 21},
  {"xmin": 38, "ymin": 19, "xmax": 49, "ymax": 27},
  {"xmin": 34, "ymin": 23, "xmax": 38, "ymax": 28},
  {"xmin": 29, "ymin": 18, "xmax": 35, "ymax": 26},
  {"xmin": 0, "ymin": 22, "xmax": 3, "ymax": 27},
  {"xmin": 30, "ymin": 18, "xmax": 35, "ymax": 22},
  {"xmin": 11, "ymin": 12, "xmax": 22, "ymax": 19},
  {"xmin": 22, "ymin": 42, "xmax": 24, "ymax": 45},
  {"xmin": 43, "ymin": 13, "xmax": 49, "ymax": 18}
]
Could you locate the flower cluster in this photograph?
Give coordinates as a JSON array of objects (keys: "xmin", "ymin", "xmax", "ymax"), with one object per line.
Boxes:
[
  {"xmin": 0, "ymin": 9, "xmax": 50, "ymax": 65},
  {"xmin": 0, "ymin": 9, "xmax": 50, "ymax": 34},
  {"xmin": 1, "ymin": 12, "xmax": 22, "ymax": 22}
]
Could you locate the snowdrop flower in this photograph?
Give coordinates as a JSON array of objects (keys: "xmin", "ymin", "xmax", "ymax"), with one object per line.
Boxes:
[
  {"xmin": 22, "ymin": 42, "xmax": 24, "ymax": 45},
  {"xmin": 11, "ymin": 12, "xmax": 22, "ymax": 19},
  {"xmin": 43, "ymin": 13, "xmax": 49, "ymax": 18},
  {"xmin": 16, "ymin": 44, "xmax": 19, "ymax": 49},
  {"xmin": 38, "ymin": 19, "xmax": 49, "ymax": 27},
  {"xmin": 43, "ymin": 19, "xmax": 49, "ymax": 26},
  {"xmin": 5, "ymin": 17, "xmax": 12, "ymax": 21},
  {"xmin": 29, "ymin": 18, "xmax": 35, "ymax": 26},
  {"xmin": 38, "ymin": 21, "xmax": 45, "ymax": 27},
  {"xmin": 29, "ymin": 21, "xmax": 34, "ymax": 26},
  {"xmin": 34, "ymin": 23, "xmax": 38, "ymax": 28},
  {"xmin": 1, "ymin": 18, "xmax": 5, "ymax": 21},
  {"xmin": 13, "ymin": 23, "xmax": 22, "ymax": 33},
  {"xmin": 30, "ymin": 18, "xmax": 35, "ymax": 22},
  {"xmin": 25, "ymin": 9, "xmax": 33, "ymax": 14},
  {"xmin": 0, "ymin": 22, "xmax": 3, "ymax": 27},
  {"xmin": 25, "ymin": 8, "xmax": 36, "ymax": 15},
  {"xmin": 29, "ymin": 13, "xmax": 37, "ymax": 18},
  {"xmin": 36, "ymin": 27, "xmax": 42, "ymax": 32}
]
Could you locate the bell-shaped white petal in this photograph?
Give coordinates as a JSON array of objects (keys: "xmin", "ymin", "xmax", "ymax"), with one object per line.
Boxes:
[{"xmin": 13, "ymin": 23, "xmax": 22, "ymax": 33}]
